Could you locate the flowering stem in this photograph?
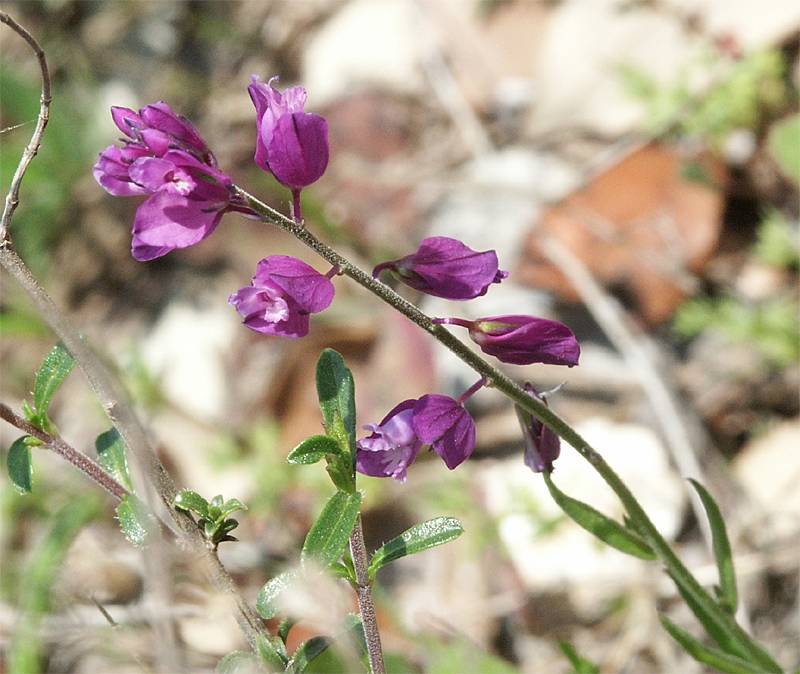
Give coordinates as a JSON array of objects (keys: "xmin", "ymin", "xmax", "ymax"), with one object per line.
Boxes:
[
  {"xmin": 291, "ymin": 189, "xmax": 302, "ymax": 224},
  {"xmin": 458, "ymin": 377, "xmax": 486, "ymax": 404},
  {"xmin": 349, "ymin": 514, "xmax": 385, "ymax": 674},
  {"xmin": 431, "ymin": 316, "xmax": 474, "ymax": 330},
  {"xmin": 234, "ymin": 185, "xmax": 782, "ymax": 672}
]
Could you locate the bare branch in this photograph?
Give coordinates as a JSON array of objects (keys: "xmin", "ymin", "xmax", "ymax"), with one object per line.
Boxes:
[{"xmin": 0, "ymin": 11, "xmax": 52, "ymax": 243}]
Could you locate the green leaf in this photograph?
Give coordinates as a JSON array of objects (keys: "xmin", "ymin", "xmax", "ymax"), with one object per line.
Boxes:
[
  {"xmin": 116, "ymin": 495, "xmax": 157, "ymax": 548},
  {"xmin": 173, "ymin": 489, "xmax": 210, "ymax": 518},
  {"xmin": 667, "ymin": 569, "xmax": 782, "ymax": 671},
  {"xmin": 221, "ymin": 498, "xmax": 247, "ymax": 517},
  {"xmin": 256, "ymin": 571, "xmax": 297, "ymax": 620},
  {"xmin": 216, "ymin": 651, "xmax": 263, "ymax": 674},
  {"xmin": 688, "ymin": 479, "xmax": 737, "ymax": 614},
  {"xmin": 301, "ymin": 490, "xmax": 362, "ymax": 568},
  {"xmin": 256, "ymin": 634, "xmax": 288, "ymax": 671},
  {"xmin": 7, "ymin": 437, "xmax": 33, "ymax": 494},
  {"xmin": 659, "ymin": 614, "xmax": 767, "ymax": 674},
  {"xmin": 559, "ymin": 641, "xmax": 599, "ymax": 674},
  {"xmin": 315, "ymin": 349, "xmax": 356, "ymax": 492},
  {"xmin": 95, "ymin": 428, "xmax": 133, "ymax": 492},
  {"xmin": 543, "ymin": 472, "xmax": 656, "ymax": 561},
  {"xmin": 288, "ymin": 435, "xmax": 342, "ymax": 465},
  {"xmin": 768, "ymin": 113, "xmax": 800, "ymax": 182},
  {"xmin": 33, "ymin": 342, "xmax": 74, "ymax": 417},
  {"xmin": 368, "ymin": 517, "xmax": 464, "ymax": 580},
  {"xmin": 286, "ymin": 637, "xmax": 332, "ymax": 674}
]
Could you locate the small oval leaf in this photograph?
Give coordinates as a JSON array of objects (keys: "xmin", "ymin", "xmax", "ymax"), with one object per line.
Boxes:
[
  {"xmin": 95, "ymin": 428, "xmax": 133, "ymax": 492},
  {"xmin": 301, "ymin": 491, "xmax": 362, "ymax": 568},
  {"xmin": 33, "ymin": 343, "xmax": 74, "ymax": 416},
  {"xmin": 7, "ymin": 437, "xmax": 33, "ymax": 493},
  {"xmin": 543, "ymin": 472, "xmax": 656, "ymax": 561},
  {"xmin": 174, "ymin": 490, "xmax": 210, "ymax": 518},
  {"xmin": 286, "ymin": 637, "xmax": 331, "ymax": 674},
  {"xmin": 116, "ymin": 495, "xmax": 157, "ymax": 547},
  {"xmin": 368, "ymin": 517, "xmax": 464, "ymax": 579},
  {"xmin": 688, "ymin": 479, "xmax": 737, "ymax": 615},
  {"xmin": 215, "ymin": 651, "xmax": 261, "ymax": 674},
  {"xmin": 659, "ymin": 614, "xmax": 766, "ymax": 674},
  {"xmin": 256, "ymin": 571, "xmax": 297, "ymax": 620},
  {"xmin": 222, "ymin": 498, "xmax": 247, "ymax": 516},
  {"xmin": 288, "ymin": 435, "xmax": 342, "ymax": 465}
]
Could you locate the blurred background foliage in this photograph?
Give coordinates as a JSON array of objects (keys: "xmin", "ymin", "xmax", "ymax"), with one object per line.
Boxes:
[{"xmin": 1, "ymin": 1, "xmax": 798, "ymax": 673}]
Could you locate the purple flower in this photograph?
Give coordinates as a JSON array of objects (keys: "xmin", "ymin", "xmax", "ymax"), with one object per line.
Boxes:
[
  {"xmin": 356, "ymin": 400, "xmax": 422, "ymax": 481},
  {"xmin": 412, "ymin": 395, "xmax": 476, "ymax": 470},
  {"xmin": 515, "ymin": 385, "xmax": 560, "ymax": 473},
  {"xmin": 248, "ymin": 76, "xmax": 329, "ymax": 191},
  {"xmin": 468, "ymin": 315, "xmax": 580, "ymax": 366},
  {"xmin": 228, "ymin": 255, "xmax": 335, "ymax": 338},
  {"xmin": 94, "ymin": 102, "xmax": 239, "ymax": 261},
  {"xmin": 372, "ymin": 237, "xmax": 508, "ymax": 300}
]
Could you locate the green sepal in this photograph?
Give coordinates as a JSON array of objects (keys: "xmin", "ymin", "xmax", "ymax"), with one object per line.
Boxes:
[
  {"xmin": 688, "ymin": 479, "xmax": 737, "ymax": 614},
  {"xmin": 116, "ymin": 495, "xmax": 158, "ymax": 548},
  {"xmin": 256, "ymin": 571, "xmax": 297, "ymax": 620},
  {"xmin": 315, "ymin": 349, "xmax": 356, "ymax": 492},
  {"xmin": 173, "ymin": 489, "xmax": 210, "ymax": 519},
  {"xmin": 368, "ymin": 516, "xmax": 464, "ymax": 581},
  {"xmin": 7, "ymin": 436, "xmax": 33, "ymax": 493},
  {"xmin": 301, "ymin": 490, "xmax": 362, "ymax": 568},
  {"xmin": 288, "ymin": 435, "xmax": 342, "ymax": 465},
  {"xmin": 95, "ymin": 428, "xmax": 134, "ymax": 492},
  {"xmin": 659, "ymin": 614, "xmax": 768, "ymax": 674},
  {"xmin": 543, "ymin": 472, "xmax": 656, "ymax": 561}
]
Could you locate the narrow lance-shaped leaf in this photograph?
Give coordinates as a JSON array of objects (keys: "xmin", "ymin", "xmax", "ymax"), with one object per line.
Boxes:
[
  {"xmin": 688, "ymin": 478, "xmax": 737, "ymax": 614},
  {"xmin": 7, "ymin": 437, "xmax": 33, "ymax": 494},
  {"xmin": 116, "ymin": 495, "xmax": 158, "ymax": 548},
  {"xmin": 658, "ymin": 614, "xmax": 767, "ymax": 674},
  {"xmin": 368, "ymin": 516, "xmax": 464, "ymax": 580},
  {"xmin": 95, "ymin": 428, "xmax": 133, "ymax": 492},
  {"xmin": 301, "ymin": 490, "xmax": 362, "ymax": 568},
  {"xmin": 667, "ymin": 569, "xmax": 782, "ymax": 672},
  {"xmin": 288, "ymin": 435, "xmax": 342, "ymax": 465},
  {"xmin": 286, "ymin": 637, "xmax": 332, "ymax": 674},
  {"xmin": 543, "ymin": 472, "xmax": 656, "ymax": 561},
  {"xmin": 33, "ymin": 343, "xmax": 74, "ymax": 417}
]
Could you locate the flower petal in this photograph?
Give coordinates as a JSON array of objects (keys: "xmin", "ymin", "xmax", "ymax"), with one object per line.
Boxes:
[
  {"xmin": 267, "ymin": 112, "xmax": 329, "ymax": 190},
  {"xmin": 131, "ymin": 191, "xmax": 223, "ymax": 261},
  {"xmin": 252, "ymin": 255, "xmax": 334, "ymax": 314}
]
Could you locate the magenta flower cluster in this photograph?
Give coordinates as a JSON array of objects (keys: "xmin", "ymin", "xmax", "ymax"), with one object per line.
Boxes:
[{"xmin": 94, "ymin": 75, "xmax": 579, "ymax": 480}]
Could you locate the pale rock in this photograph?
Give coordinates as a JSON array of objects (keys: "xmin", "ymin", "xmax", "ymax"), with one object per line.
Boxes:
[
  {"xmin": 303, "ymin": 0, "xmax": 423, "ymax": 106},
  {"xmin": 733, "ymin": 419, "xmax": 800, "ymax": 539},
  {"xmin": 140, "ymin": 299, "xmax": 237, "ymax": 421},
  {"xmin": 482, "ymin": 418, "xmax": 685, "ymax": 597},
  {"xmin": 529, "ymin": 0, "xmax": 693, "ymax": 136}
]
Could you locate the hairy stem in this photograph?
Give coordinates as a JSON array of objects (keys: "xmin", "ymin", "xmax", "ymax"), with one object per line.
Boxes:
[
  {"xmin": 349, "ymin": 515, "xmax": 385, "ymax": 674},
  {"xmin": 235, "ymin": 185, "xmax": 782, "ymax": 671},
  {"xmin": 0, "ymin": 403, "xmax": 129, "ymax": 501}
]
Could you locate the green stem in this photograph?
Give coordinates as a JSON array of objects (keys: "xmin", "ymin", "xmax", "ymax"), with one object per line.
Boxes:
[{"xmin": 234, "ymin": 186, "xmax": 782, "ymax": 672}]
